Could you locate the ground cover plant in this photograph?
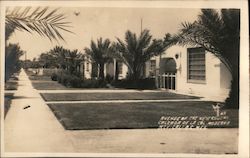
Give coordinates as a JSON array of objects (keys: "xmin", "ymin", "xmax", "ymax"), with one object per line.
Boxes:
[{"xmin": 48, "ymin": 101, "xmax": 238, "ymax": 130}]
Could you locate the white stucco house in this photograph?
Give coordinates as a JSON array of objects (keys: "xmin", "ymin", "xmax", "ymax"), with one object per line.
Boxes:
[
  {"xmin": 80, "ymin": 45, "xmax": 232, "ymax": 101},
  {"xmin": 145, "ymin": 45, "xmax": 232, "ymax": 101},
  {"xmin": 81, "ymin": 57, "xmax": 128, "ymax": 80}
]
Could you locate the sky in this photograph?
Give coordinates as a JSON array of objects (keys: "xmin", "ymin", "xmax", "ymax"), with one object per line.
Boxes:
[{"xmin": 8, "ymin": 7, "xmax": 200, "ymax": 60}]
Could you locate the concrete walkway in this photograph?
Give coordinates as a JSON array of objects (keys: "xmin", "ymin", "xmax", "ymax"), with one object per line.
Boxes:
[
  {"xmin": 4, "ymin": 69, "xmax": 238, "ymax": 155},
  {"xmin": 4, "ymin": 69, "xmax": 75, "ymax": 152}
]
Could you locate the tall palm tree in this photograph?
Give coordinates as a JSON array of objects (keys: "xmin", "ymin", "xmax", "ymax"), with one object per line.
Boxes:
[
  {"xmin": 5, "ymin": 7, "xmax": 73, "ymax": 41},
  {"xmin": 84, "ymin": 38, "xmax": 113, "ymax": 80},
  {"xmin": 66, "ymin": 49, "xmax": 84, "ymax": 75},
  {"xmin": 174, "ymin": 9, "xmax": 240, "ymax": 108},
  {"xmin": 115, "ymin": 29, "xmax": 173, "ymax": 81}
]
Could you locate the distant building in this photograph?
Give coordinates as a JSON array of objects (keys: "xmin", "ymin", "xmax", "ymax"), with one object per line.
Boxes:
[{"xmin": 80, "ymin": 57, "xmax": 128, "ymax": 80}]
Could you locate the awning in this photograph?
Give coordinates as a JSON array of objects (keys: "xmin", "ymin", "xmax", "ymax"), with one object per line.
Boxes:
[{"xmin": 159, "ymin": 58, "xmax": 177, "ymax": 74}]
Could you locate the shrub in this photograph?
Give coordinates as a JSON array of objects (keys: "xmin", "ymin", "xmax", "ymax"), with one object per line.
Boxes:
[
  {"xmin": 105, "ymin": 74, "xmax": 113, "ymax": 83},
  {"xmin": 81, "ymin": 79, "xmax": 107, "ymax": 88},
  {"xmin": 56, "ymin": 71, "xmax": 82, "ymax": 87},
  {"xmin": 51, "ymin": 73, "xmax": 58, "ymax": 81},
  {"xmin": 69, "ymin": 75, "xmax": 82, "ymax": 88},
  {"xmin": 111, "ymin": 78, "xmax": 156, "ymax": 90},
  {"xmin": 56, "ymin": 71, "xmax": 111, "ymax": 88}
]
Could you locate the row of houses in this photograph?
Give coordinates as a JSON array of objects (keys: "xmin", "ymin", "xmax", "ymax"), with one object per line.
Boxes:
[{"xmin": 77, "ymin": 45, "xmax": 231, "ymax": 101}]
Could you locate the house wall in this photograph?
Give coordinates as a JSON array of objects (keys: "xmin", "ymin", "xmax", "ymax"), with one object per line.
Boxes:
[
  {"xmin": 151, "ymin": 45, "xmax": 231, "ymax": 101},
  {"xmin": 220, "ymin": 62, "xmax": 232, "ymax": 96},
  {"xmin": 83, "ymin": 60, "xmax": 128, "ymax": 80},
  {"xmin": 144, "ymin": 61, "xmax": 151, "ymax": 77},
  {"xmin": 84, "ymin": 60, "xmax": 92, "ymax": 79},
  {"xmin": 104, "ymin": 62, "xmax": 115, "ymax": 77},
  {"xmin": 119, "ymin": 63, "xmax": 128, "ymax": 79}
]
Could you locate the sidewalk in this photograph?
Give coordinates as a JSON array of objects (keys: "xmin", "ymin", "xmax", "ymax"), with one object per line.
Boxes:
[
  {"xmin": 4, "ymin": 69, "xmax": 75, "ymax": 152},
  {"xmin": 4, "ymin": 69, "xmax": 238, "ymax": 155}
]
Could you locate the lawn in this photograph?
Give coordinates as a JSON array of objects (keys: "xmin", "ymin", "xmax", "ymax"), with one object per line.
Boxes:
[
  {"xmin": 5, "ymin": 81, "xmax": 18, "ymax": 90},
  {"xmin": 5, "ymin": 75, "xmax": 19, "ymax": 90},
  {"xmin": 29, "ymin": 75, "xmax": 51, "ymax": 81},
  {"xmin": 25, "ymin": 70, "xmax": 69, "ymax": 90},
  {"xmin": 41, "ymin": 92, "xmax": 200, "ymax": 101},
  {"xmin": 48, "ymin": 101, "xmax": 238, "ymax": 130},
  {"xmin": 31, "ymin": 81, "xmax": 69, "ymax": 90}
]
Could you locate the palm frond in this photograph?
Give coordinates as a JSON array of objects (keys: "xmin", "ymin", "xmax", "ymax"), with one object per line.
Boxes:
[{"xmin": 5, "ymin": 7, "xmax": 73, "ymax": 41}]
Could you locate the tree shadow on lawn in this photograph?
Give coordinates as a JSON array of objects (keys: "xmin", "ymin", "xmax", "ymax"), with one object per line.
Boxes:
[
  {"xmin": 4, "ymin": 93, "xmax": 14, "ymax": 118},
  {"xmin": 48, "ymin": 101, "xmax": 238, "ymax": 130}
]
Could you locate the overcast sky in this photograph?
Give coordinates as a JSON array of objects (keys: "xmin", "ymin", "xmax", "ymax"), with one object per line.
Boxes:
[{"xmin": 8, "ymin": 7, "xmax": 200, "ymax": 60}]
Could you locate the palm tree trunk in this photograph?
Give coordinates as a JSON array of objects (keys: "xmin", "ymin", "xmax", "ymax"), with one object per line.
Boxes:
[
  {"xmin": 115, "ymin": 61, "xmax": 119, "ymax": 81},
  {"xmin": 99, "ymin": 63, "xmax": 105, "ymax": 80},
  {"xmin": 225, "ymin": 66, "xmax": 239, "ymax": 108}
]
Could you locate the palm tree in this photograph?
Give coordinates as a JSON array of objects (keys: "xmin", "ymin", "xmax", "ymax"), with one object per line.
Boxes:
[
  {"xmin": 114, "ymin": 29, "xmax": 173, "ymax": 81},
  {"xmin": 174, "ymin": 9, "xmax": 240, "ymax": 108},
  {"xmin": 5, "ymin": 7, "xmax": 73, "ymax": 82},
  {"xmin": 66, "ymin": 49, "xmax": 84, "ymax": 75},
  {"xmin": 84, "ymin": 38, "xmax": 113, "ymax": 80},
  {"xmin": 49, "ymin": 46, "xmax": 69, "ymax": 69},
  {"xmin": 5, "ymin": 7, "xmax": 73, "ymax": 41}
]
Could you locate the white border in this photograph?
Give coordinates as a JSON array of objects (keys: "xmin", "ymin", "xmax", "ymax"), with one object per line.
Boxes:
[{"xmin": 0, "ymin": 0, "xmax": 249, "ymax": 157}]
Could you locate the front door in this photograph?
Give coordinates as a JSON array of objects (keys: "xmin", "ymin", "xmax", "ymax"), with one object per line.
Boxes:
[
  {"xmin": 158, "ymin": 57, "xmax": 177, "ymax": 90},
  {"xmin": 158, "ymin": 73, "xmax": 176, "ymax": 90}
]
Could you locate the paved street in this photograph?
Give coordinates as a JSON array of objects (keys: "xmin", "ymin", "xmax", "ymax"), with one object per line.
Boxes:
[{"xmin": 4, "ymin": 69, "xmax": 238, "ymax": 155}]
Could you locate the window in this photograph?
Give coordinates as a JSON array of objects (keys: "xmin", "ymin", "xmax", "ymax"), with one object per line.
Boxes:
[
  {"xmin": 86, "ymin": 62, "xmax": 89, "ymax": 72},
  {"xmin": 187, "ymin": 47, "xmax": 206, "ymax": 83},
  {"xmin": 149, "ymin": 60, "xmax": 156, "ymax": 77},
  {"xmin": 86, "ymin": 56, "xmax": 90, "ymax": 72}
]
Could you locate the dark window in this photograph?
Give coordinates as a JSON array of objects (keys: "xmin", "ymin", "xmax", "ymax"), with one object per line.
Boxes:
[
  {"xmin": 149, "ymin": 60, "xmax": 156, "ymax": 77},
  {"xmin": 187, "ymin": 47, "xmax": 206, "ymax": 83}
]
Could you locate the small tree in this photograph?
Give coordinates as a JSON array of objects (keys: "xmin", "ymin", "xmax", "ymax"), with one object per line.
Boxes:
[
  {"xmin": 84, "ymin": 38, "xmax": 113, "ymax": 80},
  {"xmin": 38, "ymin": 52, "xmax": 57, "ymax": 68},
  {"xmin": 114, "ymin": 29, "xmax": 173, "ymax": 81},
  {"xmin": 5, "ymin": 43, "xmax": 24, "ymax": 81}
]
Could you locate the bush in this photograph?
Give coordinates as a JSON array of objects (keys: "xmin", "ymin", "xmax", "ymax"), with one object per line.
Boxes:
[
  {"xmin": 69, "ymin": 75, "xmax": 82, "ymax": 88},
  {"xmin": 51, "ymin": 73, "xmax": 58, "ymax": 81},
  {"xmin": 81, "ymin": 79, "xmax": 107, "ymax": 88},
  {"xmin": 56, "ymin": 72, "xmax": 82, "ymax": 88},
  {"xmin": 56, "ymin": 70, "xmax": 113, "ymax": 88},
  {"xmin": 105, "ymin": 74, "xmax": 113, "ymax": 83},
  {"xmin": 111, "ymin": 78, "xmax": 156, "ymax": 90}
]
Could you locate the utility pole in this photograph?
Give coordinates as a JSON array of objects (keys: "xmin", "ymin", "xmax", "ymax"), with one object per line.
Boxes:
[
  {"xmin": 25, "ymin": 51, "xmax": 27, "ymax": 69},
  {"xmin": 140, "ymin": 18, "xmax": 143, "ymax": 34},
  {"xmin": 140, "ymin": 18, "xmax": 145, "ymax": 78}
]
